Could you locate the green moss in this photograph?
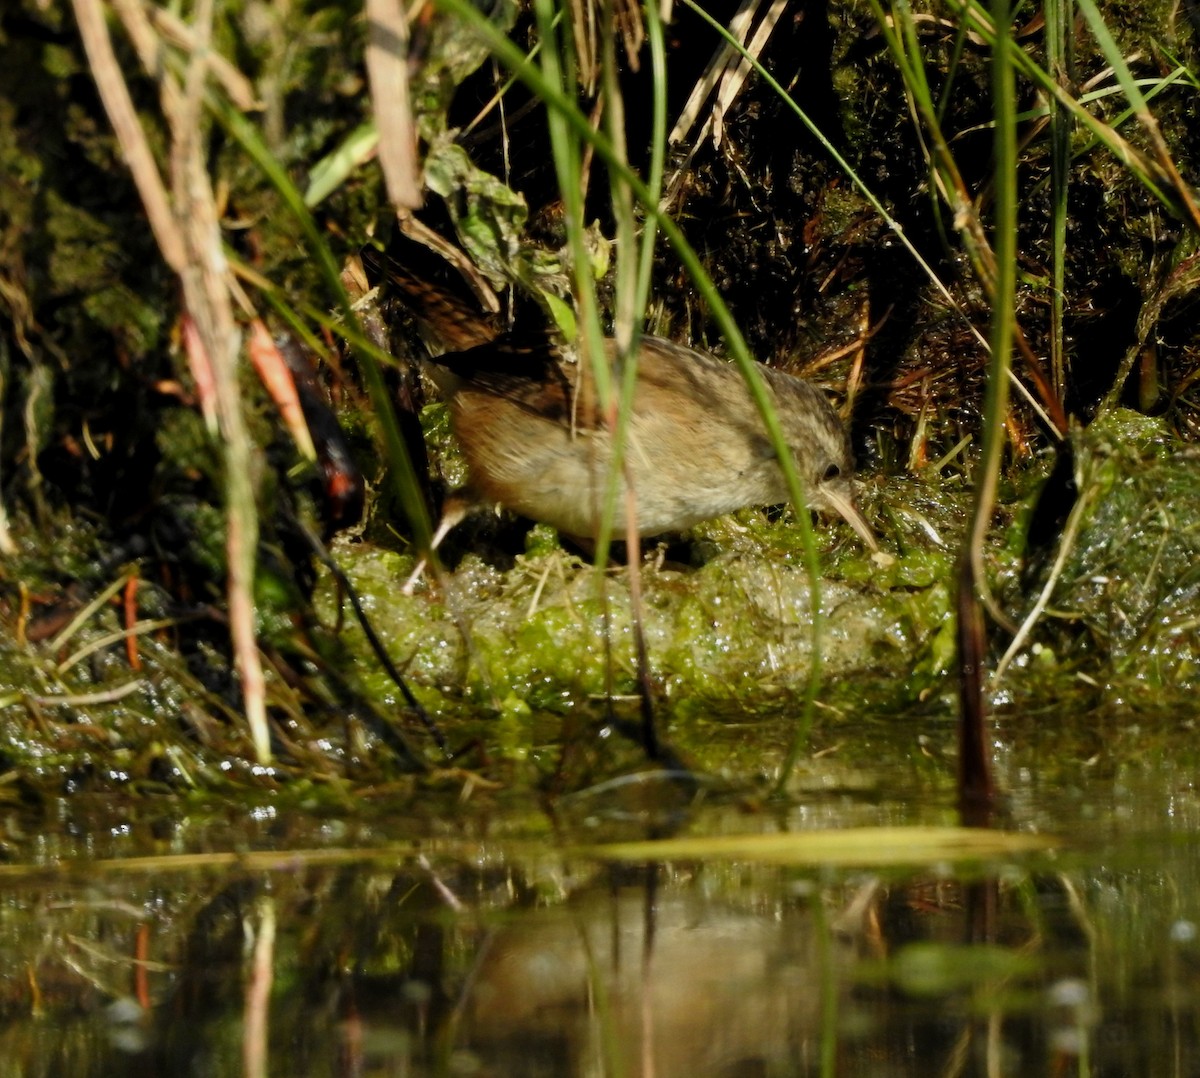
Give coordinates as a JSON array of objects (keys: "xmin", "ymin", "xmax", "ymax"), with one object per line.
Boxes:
[
  {"xmin": 1033, "ymin": 410, "xmax": 1200, "ymax": 683},
  {"xmin": 312, "ymin": 480, "xmax": 966, "ymax": 747}
]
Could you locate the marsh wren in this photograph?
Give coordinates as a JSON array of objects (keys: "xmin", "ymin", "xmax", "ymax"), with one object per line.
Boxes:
[{"xmin": 382, "ymin": 262, "xmax": 875, "ymax": 550}]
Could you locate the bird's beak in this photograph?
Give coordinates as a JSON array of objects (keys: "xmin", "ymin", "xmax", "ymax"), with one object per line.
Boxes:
[{"xmin": 819, "ymin": 484, "xmax": 878, "ymax": 551}]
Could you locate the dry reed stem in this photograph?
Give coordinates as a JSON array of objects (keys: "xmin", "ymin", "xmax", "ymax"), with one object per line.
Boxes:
[
  {"xmin": 70, "ymin": 0, "xmax": 186, "ymax": 271},
  {"xmin": 140, "ymin": 0, "xmax": 260, "ymax": 110},
  {"xmin": 366, "ymin": 0, "xmax": 423, "ymax": 213},
  {"xmin": 73, "ymin": 0, "xmax": 271, "ymax": 762}
]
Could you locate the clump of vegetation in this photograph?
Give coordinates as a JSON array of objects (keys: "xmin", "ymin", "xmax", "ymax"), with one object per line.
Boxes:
[{"xmin": 0, "ymin": 0, "xmax": 1198, "ymax": 801}]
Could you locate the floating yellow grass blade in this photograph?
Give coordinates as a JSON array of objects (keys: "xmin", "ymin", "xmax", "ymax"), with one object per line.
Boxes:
[
  {"xmin": 0, "ymin": 830, "xmax": 1056, "ymax": 883},
  {"xmin": 587, "ymin": 827, "xmax": 1057, "ymax": 867},
  {"xmin": 0, "ymin": 848, "xmax": 415, "ymax": 881}
]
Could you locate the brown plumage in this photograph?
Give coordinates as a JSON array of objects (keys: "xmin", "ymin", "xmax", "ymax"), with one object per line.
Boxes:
[{"xmin": 381, "ymin": 260, "xmax": 875, "ymax": 547}]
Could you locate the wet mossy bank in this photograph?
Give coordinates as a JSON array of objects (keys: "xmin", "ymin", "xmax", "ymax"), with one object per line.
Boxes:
[
  {"xmin": 2, "ymin": 408, "xmax": 1198, "ymax": 800},
  {"xmin": 4, "ymin": 0, "xmax": 1200, "ymax": 803},
  {"xmin": 317, "ymin": 408, "xmax": 1200, "ymax": 773}
]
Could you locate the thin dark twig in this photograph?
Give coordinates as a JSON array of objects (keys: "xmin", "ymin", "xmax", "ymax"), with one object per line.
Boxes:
[
  {"xmin": 622, "ymin": 512, "xmax": 660, "ymax": 760},
  {"xmin": 631, "ymin": 612, "xmax": 659, "ymax": 761},
  {"xmin": 955, "ymin": 552, "xmax": 994, "ymax": 809},
  {"xmin": 294, "ymin": 516, "xmax": 450, "ymax": 758}
]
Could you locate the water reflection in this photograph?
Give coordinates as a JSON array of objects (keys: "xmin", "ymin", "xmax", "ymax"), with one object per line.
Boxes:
[
  {"xmin": 461, "ymin": 870, "xmax": 844, "ymax": 1075},
  {"xmin": 3, "ymin": 814, "xmax": 1199, "ymax": 1077}
]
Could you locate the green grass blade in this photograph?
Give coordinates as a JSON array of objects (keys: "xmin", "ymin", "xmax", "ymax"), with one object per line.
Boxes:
[
  {"xmin": 208, "ymin": 93, "xmax": 433, "ymax": 551},
  {"xmin": 432, "ymin": 0, "xmax": 835, "ymax": 783},
  {"xmin": 944, "ymin": 0, "xmax": 1184, "ymax": 215},
  {"xmin": 678, "ymin": 0, "xmax": 958, "ymax": 312},
  {"xmin": 1046, "ymin": 0, "xmax": 1072, "ymax": 403}
]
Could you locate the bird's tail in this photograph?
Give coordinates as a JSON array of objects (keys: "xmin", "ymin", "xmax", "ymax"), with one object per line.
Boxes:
[{"xmin": 360, "ymin": 246, "xmax": 501, "ymax": 354}]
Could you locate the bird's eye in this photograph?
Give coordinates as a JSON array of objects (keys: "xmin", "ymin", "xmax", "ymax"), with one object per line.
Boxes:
[{"xmin": 822, "ymin": 462, "xmax": 842, "ymax": 482}]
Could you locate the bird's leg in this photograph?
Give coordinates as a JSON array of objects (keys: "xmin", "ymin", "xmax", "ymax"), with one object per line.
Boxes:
[{"xmin": 401, "ymin": 494, "xmax": 472, "ymax": 595}]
